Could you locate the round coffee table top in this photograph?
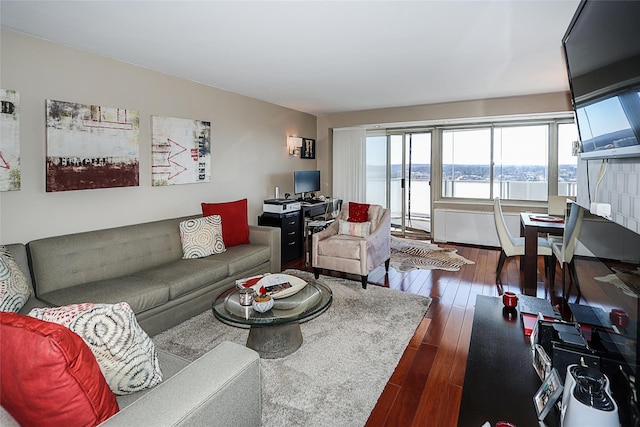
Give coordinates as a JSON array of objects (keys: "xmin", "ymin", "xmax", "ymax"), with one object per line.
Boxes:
[{"xmin": 212, "ymin": 279, "xmax": 332, "ymax": 327}]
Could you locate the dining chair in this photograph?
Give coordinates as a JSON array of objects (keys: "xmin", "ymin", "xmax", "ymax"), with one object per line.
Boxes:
[
  {"xmin": 548, "ymin": 195, "xmax": 569, "ymax": 217},
  {"xmin": 548, "ymin": 201, "xmax": 584, "ymax": 301},
  {"xmin": 493, "ymin": 197, "xmax": 553, "ymax": 286}
]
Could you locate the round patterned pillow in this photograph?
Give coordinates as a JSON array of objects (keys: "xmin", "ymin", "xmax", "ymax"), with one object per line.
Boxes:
[
  {"xmin": 29, "ymin": 302, "xmax": 162, "ymax": 395},
  {"xmin": 179, "ymin": 215, "xmax": 226, "ymax": 259},
  {"xmin": 0, "ymin": 246, "xmax": 31, "ymax": 313}
]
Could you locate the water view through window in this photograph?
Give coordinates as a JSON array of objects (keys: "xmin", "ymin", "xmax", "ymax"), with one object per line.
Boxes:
[
  {"xmin": 442, "ymin": 123, "xmax": 578, "ymax": 200},
  {"xmin": 365, "ymin": 119, "xmax": 578, "ymax": 236}
]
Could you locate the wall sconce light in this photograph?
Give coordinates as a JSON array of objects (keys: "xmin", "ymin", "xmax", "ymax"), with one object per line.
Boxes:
[{"xmin": 287, "ymin": 136, "xmax": 303, "ymax": 157}]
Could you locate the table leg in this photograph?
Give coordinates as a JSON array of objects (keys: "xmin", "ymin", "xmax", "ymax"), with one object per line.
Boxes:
[
  {"xmin": 305, "ymin": 222, "xmax": 310, "ymax": 267},
  {"xmin": 246, "ymin": 323, "xmax": 303, "ymax": 359},
  {"xmin": 523, "ymin": 225, "xmax": 539, "ymax": 296}
]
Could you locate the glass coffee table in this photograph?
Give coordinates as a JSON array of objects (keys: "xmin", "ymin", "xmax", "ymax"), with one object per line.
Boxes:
[{"xmin": 212, "ymin": 279, "xmax": 332, "ymax": 358}]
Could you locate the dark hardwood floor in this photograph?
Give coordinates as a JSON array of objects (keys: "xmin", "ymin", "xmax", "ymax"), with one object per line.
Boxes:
[{"xmin": 284, "ymin": 242, "xmax": 563, "ymax": 427}]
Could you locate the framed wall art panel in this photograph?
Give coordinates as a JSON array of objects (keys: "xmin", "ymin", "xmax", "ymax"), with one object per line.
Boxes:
[
  {"xmin": 45, "ymin": 99, "xmax": 140, "ymax": 192},
  {"xmin": 151, "ymin": 116, "xmax": 211, "ymax": 186},
  {"xmin": 0, "ymin": 89, "xmax": 20, "ymax": 191},
  {"xmin": 301, "ymin": 138, "xmax": 315, "ymax": 159}
]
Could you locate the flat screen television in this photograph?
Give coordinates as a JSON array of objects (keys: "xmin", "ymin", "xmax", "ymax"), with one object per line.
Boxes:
[
  {"xmin": 562, "ymin": 0, "xmax": 640, "ymax": 160},
  {"xmin": 293, "ymin": 170, "xmax": 320, "ymax": 196}
]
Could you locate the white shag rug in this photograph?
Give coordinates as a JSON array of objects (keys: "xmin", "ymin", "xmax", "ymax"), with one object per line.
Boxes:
[{"xmin": 153, "ymin": 270, "xmax": 431, "ymax": 427}]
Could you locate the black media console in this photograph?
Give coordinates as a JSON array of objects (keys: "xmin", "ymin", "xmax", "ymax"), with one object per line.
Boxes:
[{"xmin": 458, "ymin": 295, "xmax": 560, "ymax": 426}]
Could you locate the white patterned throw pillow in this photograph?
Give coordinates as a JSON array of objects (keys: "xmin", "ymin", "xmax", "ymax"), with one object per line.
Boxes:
[
  {"xmin": 29, "ymin": 302, "xmax": 162, "ymax": 395},
  {"xmin": 338, "ymin": 220, "xmax": 372, "ymax": 238},
  {"xmin": 179, "ymin": 215, "xmax": 226, "ymax": 259},
  {"xmin": 0, "ymin": 245, "xmax": 31, "ymax": 312}
]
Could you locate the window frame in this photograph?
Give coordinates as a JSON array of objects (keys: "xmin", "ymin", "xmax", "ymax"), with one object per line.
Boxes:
[{"xmin": 437, "ymin": 117, "xmax": 576, "ymax": 203}]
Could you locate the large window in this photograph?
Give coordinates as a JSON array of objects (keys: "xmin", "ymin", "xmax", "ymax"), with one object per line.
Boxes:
[
  {"xmin": 442, "ymin": 121, "xmax": 577, "ymax": 201},
  {"xmin": 442, "ymin": 128, "xmax": 491, "ymax": 199},
  {"xmin": 493, "ymin": 125, "xmax": 549, "ymax": 201},
  {"xmin": 363, "ymin": 117, "xmax": 577, "ymax": 211},
  {"xmin": 365, "ymin": 135, "xmax": 387, "ymax": 206}
]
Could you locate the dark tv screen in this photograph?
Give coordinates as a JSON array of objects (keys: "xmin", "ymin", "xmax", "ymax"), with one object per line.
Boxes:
[
  {"xmin": 562, "ymin": 0, "xmax": 640, "ymax": 159},
  {"xmin": 294, "ymin": 170, "xmax": 320, "ymax": 195}
]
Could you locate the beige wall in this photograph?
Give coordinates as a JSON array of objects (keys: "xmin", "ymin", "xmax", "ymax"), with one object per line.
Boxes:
[{"xmin": 0, "ymin": 30, "xmax": 317, "ymax": 244}]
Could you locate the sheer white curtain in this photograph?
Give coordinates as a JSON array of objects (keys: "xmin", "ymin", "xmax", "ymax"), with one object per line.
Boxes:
[{"xmin": 332, "ymin": 128, "xmax": 366, "ymax": 203}]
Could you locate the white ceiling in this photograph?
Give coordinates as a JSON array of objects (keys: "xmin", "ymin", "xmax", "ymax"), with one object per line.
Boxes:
[{"xmin": 0, "ymin": 0, "xmax": 580, "ymax": 116}]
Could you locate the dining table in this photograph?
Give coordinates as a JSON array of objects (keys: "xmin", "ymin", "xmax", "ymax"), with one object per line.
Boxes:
[{"xmin": 519, "ymin": 212, "xmax": 565, "ymax": 296}]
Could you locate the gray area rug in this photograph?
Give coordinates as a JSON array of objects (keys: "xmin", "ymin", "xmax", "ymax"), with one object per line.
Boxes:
[{"xmin": 154, "ymin": 269, "xmax": 431, "ymax": 427}]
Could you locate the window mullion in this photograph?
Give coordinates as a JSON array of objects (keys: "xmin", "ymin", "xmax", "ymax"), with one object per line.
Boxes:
[{"xmin": 490, "ymin": 126, "xmax": 495, "ymax": 200}]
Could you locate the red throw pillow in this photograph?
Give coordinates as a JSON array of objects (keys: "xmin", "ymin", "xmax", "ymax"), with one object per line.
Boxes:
[
  {"xmin": 0, "ymin": 312, "xmax": 119, "ymax": 426},
  {"xmin": 348, "ymin": 202, "xmax": 370, "ymax": 223},
  {"xmin": 201, "ymin": 198, "xmax": 250, "ymax": 247}
]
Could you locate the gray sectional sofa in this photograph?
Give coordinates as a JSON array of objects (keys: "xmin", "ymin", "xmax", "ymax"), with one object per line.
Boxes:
[
  {"xmin": 1, "ymin": 215, "xmax": 280, "ymax": 426},
  {"xmin": 27, "ymin": 214, "xmax": 280, "ymax": 336}
]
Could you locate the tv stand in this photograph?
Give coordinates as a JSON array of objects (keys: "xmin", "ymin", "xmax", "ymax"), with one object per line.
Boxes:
[{"xmin": 458, "ymin": 295, "xmax": 559, "ymax": 426}]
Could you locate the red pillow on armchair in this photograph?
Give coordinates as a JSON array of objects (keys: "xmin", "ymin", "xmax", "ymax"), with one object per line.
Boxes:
[
  {"xmin": 348, "ymin": 202, "xmax": 370, "ymax": 223},
  {"xmin": 201, "ymin": 198, "xmax": 250, "ymax": 247},
  {"xmin": 0, "ymin": 312, "xmax": 119, "ymax": 426}
]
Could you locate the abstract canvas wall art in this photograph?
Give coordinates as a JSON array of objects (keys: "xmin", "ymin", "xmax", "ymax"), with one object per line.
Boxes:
[
  {"xmin": 151, "ymin": 116, "xmax": 211, "ymax": 186},
  {"xmin": 0, "ymin": 89, "xmax": 20, "ymax": 191},
  {"xmin": 45, "ymin": 99, "xmax": 140, "ymax": 192}
]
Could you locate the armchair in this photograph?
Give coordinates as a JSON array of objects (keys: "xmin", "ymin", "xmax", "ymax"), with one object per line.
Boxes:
[{"xmin": 311, "ymin": 203, "xmax": 390, "ymax": 289}]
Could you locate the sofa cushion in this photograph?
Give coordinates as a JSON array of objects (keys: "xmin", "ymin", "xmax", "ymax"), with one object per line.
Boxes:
[
  {"xmin": 0, "ymin": 246, "xmax": 31, "ymax": 312},
  {"xmin": 29, "ymin": 302, "xmax": 163, "ymax": 395},
  {"xmin": 39, "ymin": 276, "xmax": 170, "ymax": 314},
  {"xmin": 179, "ymin": 216, "xmax": 225, "ymax": 259},
  {"xmin": 201, "ymin": 198, "xmax": 250, "ymax": 247},
  {"xmin": 27, "ymin": 217, "xmax": 188, "ymax": 296},
  {"xmin": 317, "ymin": 235, "xmax": 363, "ymax": 260},
  {"xmin": 0, "ymin": 312, "xmax": 119, "ymax": 426},
  {"xmin": 338, "ymin": 220, "xmax": 371, "ymax": 238},
  {"xmin": 206, "ymin": 244, "xmax": 271, "ymax": 276},
  {"xmin": 134, "ymin": 259, "xmax": 229, "ymax": 300}
]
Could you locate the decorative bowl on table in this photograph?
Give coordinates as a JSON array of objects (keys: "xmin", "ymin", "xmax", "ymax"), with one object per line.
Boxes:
[
  {"xmin": 253, "ymin": 274, "xmax": 307, "ymax": 299},
  {"xmin": 252, "ymin": 294, "xmax": 274, "ymax": 313}
]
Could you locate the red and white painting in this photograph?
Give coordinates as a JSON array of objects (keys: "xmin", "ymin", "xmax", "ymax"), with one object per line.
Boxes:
[
  {"xmin": 151, "ymin": 116, "xmax": 211, "ymax": 186},
  {"xmin": 45, "ymin": 99, "xmax": 140, "ymax": 192},
  {"xmin": 0, "ymin": 89, "xmax": 20, "ymax": 192}
]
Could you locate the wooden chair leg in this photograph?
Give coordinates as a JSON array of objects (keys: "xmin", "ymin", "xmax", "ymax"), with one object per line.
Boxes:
[
  {"xmin": 549, "ymin": 255, "xmax": 557, "ymax": 295},
  {"xmin": 496, "ymin": 250, "xmax": 507, "ymax": 283},
  {"xmin": 314, "ymin": 268, "xmax": 320, "ymax": 279},
  {"xmin": 562, "ymin": 263, "xmax": 569, "ymax": 301},
  {"xmin": 384, "ymin": 258, "xmax": 390, "ymax": 272},
  {"xmin": 361, "ymin": 275, "xmax": 368, "ymax": 289},
  {"xmin": 569, "ymin": 260, "xmax": 581, "ymax": 303}
]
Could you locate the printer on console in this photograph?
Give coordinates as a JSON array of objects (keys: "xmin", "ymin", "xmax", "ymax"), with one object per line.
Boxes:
[{"xmin": 262, "ymin": 199, "xmax": 301, "ymax": 215}]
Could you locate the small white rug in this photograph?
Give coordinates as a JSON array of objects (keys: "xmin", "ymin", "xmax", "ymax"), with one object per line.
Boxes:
[
  {"xmin": 390, "ymin": 236, "xmax": 475, "ymax": 272},
  {"xmin": 153, "ymin": 270, "xmax": 431, "ymax": 427}
]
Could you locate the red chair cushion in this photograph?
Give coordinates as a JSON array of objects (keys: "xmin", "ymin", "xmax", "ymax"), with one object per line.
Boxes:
[
  {"xmin": 348, "ymin": 202, "xmax": 371, "ymax": 223},
  {"xmin": 201, "ymin": 198, "xmax": 250, "ymax": 247},
  {"xmin": 0, "ymin": 312, "xmax": 119, "ymax": 426}
]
